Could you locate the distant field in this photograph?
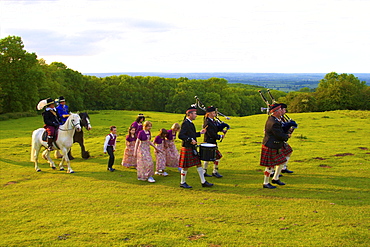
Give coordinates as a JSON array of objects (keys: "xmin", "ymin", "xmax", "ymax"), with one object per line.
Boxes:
[
  {"xmin": 85, "ymin": 72, "xmax": 370, "ymax": 91},
  {"xmin": 1, "ymin": 110, "xmax": 369, "ymax": 246}
]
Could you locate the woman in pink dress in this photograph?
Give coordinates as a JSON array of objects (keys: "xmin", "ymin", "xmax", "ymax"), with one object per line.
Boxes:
[
  {"xmin": 154, "ymin": 128, "xmax": 168, "ymax": 176},
  {"xmin": 165, "ymin": 123, "xmax": 181, "ymax": 168},
  {"xmin": 121, "ymin": 126, "xmax": 137, "ymax": 168},
  {"xmin": 134, "ymin": 121, "xmax": 160, "ymax": 183}
]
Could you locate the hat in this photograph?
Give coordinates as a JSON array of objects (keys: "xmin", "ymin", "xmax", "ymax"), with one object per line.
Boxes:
[
  {"xmin": 280, "ymin": 103, "xmax": 287, "ymax": 109},
  {"xmin": 186, "ymin": 106, "xmax": 197, "ymax": 114},
  {"xmin": 46, "ymin": 98, "xmax": 55, "ymax": 106},
  {"xmin": 269, "ymin": 104, "xmax": 282, "ymax": 112},
  {"xmin": 206, "ymin": 106, "xmax": 216, "ymax": 112},
  {"xmin": 59, "ymin": 96, "xmax": 65, "ymax": 102},
  {"xmin": 37, "ymin": 98, "xmax": 54, "ymax": 110}
]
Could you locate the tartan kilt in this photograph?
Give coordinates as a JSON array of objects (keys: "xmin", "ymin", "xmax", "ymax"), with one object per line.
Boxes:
[
  {"xmin": 215, "ymin": 149, "xmax": 222, "ymax": 160},
  {"xmin": 260, "ymin": 145, "xmax": 287, "ymax": 167},
  {"xmin": 281, "ymin": 143, "xmax": 293, "ymax": 156},
  {"xmin": 179, "ymin": 147, "xmax": 201, "ymax": 168}
]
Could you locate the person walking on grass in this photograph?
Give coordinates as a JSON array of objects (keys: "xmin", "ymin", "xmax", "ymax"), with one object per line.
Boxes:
[
  {"xmin": 202, "ymin": 106, "xmax": 225, "ymax": 178},
  {"xmin": 104, "ymin": 126, "xmax": 117, "ymax": 172},
  {"xmin": 178, "ymin": 106, "xmax": 213, "ymax": 189},
  {"xmin": 131, "ymin": 114, "xmax": 145, "ymax": 136},
  {"xmin": 154, "ymin": 128, "xmax": 169, "ymax": 176},
  {"xmin": 121, "ymin": 126, "xmax": 137, "ymax": 168},
  {"xmin": 260, "ymin": 104, "xmax": 291, "ymax": 189},
  {"xmin": 165, "ymin": 123, "xmax": 181, "ymax": 168},
  {"xmin": 134, "ymin": 121, "xmax": 161, "ymax": 183}
]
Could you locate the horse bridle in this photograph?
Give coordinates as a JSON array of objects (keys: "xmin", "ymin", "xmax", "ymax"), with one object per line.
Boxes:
[{"xmin": 59, "ymin": 116, "xmax": 81, "ymax": 131}]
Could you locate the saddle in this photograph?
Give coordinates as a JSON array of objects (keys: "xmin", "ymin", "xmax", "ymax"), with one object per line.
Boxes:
[{"xmin": 42, "ymin": 130, "xmax": 59, "ymax": 142}]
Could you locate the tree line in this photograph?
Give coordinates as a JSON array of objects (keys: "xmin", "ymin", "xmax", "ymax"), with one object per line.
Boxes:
[{"xmin": 1, "ymin": 36, "xmax": 369, "ymax": 116}]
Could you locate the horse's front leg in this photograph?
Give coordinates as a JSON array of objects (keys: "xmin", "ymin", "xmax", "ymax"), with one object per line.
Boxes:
[
  {"xmin": 58, "ymin": 154, "xmax": 65, "ymax": 171},
  {"xmin": 61, "ymin": 147, "xmax": 74, "ymax": 173},
  {"xmin": 42, "ymin": 149, "xmax": 56, "ymax": 170}
]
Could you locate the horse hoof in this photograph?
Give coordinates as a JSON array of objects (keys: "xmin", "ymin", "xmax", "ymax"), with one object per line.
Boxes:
[
  {"xmin": 36, "ymin": 169, "xmax": 41, "ymax": 172},
  {"xmin": 60, "ymin": 168, "xmax": 65, "ymax": 171},
  {"xmin": 51, "ymin": 167, "xmax": 56, "ymax": 170},
  {"xmin": 68, "ymin": 170, "xmax": 75, "ymax": 173}
]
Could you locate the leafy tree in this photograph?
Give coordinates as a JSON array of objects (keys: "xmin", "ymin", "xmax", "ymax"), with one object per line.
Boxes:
[
  {"xmin": 315, "ymin": 72, "xmax": 368, "ymax": 111},
  {"xmin": 0, "ymin": 36, "xmax": 40, "ymax": 113}
]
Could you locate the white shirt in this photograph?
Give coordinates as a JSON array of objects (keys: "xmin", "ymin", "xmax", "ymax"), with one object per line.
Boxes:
[{"xmin": 103, "ymin": 133, "xmax": 116, "ymax": 152}]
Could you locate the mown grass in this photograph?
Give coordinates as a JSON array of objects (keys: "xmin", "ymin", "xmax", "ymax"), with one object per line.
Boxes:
[{"xmin": 1, "ymin": 110, "xmax": 369, "ymax": 246}]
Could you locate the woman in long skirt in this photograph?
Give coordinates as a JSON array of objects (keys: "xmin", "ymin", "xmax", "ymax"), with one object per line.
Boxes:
[
  {"xmin": 165, "ymin": 123, "xmax": 180, "ymax": 168},
  {"xmin": 122, "ymin": 126, "xmax": 137, "ymax": 168},
  {"xmin": 134, "ymin": 121, "xmax": 160, "ymax": 183},
  {"xmin": 154, "ymin": 128, "xmax": 169, "ymax": 176}
]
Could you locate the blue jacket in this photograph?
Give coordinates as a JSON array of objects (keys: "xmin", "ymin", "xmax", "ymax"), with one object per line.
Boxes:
[{"xmin": 56, "ymin": 104, "xmax": 69, "ymax": 124}]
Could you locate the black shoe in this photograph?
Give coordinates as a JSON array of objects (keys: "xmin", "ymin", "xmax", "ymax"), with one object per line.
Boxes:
[
  {"xmin": 203, "ymin": 169, "xmax": 212, "ymax": 177},
  {"xmin": 212, "ymin": 172, "xmax": 223, "ymax": 178},
  {"xmin": 180, "ymin": 183, "xmax": 192, "ymax": 188},
  {"xmin": 202, "ymin": 181, "xmax": 214, "ymax": 187},
  {"xmin": 270, "ymin": 173, "xmax": 283, "ymax": 177},
  {"xmin": 281, "ymin": 169, "xmax": 294, "ymax": 173},
  {"xmin": 271, "ymin": 179, "xmax": 285, "ymax": 185},
  {"xmin": 263, "ymin": 183, "xmax": 276, "ymax": 189},
  {"xmin": 107, "ymin": 168, "xmax": 115, "ymax": 172}
]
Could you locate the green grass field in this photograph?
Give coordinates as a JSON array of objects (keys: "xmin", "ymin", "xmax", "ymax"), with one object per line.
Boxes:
[{"xmin": 1, "ymin": 110, "xmax": 369, "ymax": 246}]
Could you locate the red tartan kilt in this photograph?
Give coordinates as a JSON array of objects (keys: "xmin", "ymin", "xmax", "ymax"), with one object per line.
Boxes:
[
  {"xmin": 215, "ymin": 149, "xmax": 222, "ymax": 160},
  {"xmin": 260, "ymin": 145, "xmax": 287, "ymax": 167},
  {"xmin": 281, "ymin": 143, "xmax": 293, "ymax": 156},
  {"xmin": 179, "ymin": 147, "xmax": 201, "ymax": 168}
]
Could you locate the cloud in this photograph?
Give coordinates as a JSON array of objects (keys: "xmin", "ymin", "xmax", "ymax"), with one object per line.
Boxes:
[
  {"xmin": 7, "ymin": 28, "xmax": 121, "ymax": 56},
  {"xmin": 88, "ymin": 17, "xmax": 175, "ymax": 33}
]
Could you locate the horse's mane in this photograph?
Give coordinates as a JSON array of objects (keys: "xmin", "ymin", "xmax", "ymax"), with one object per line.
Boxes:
[{"xmin": 59, "ymin": 113, "xmax": 80, "ymax": 130}]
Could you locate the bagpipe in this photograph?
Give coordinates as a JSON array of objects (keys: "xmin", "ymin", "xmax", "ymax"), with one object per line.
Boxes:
[
  {"xmin": 192, "ymin": 96, "xmax": 231, "ymax": 141},
  {"xmin": 258, "ymin": 89, "xmax": 298, "ymax": 134}
]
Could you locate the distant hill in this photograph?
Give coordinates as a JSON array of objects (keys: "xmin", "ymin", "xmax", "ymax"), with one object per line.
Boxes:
[{"xmin": 84, "ymin": 72, "xmax": 370, "ymax": 92}]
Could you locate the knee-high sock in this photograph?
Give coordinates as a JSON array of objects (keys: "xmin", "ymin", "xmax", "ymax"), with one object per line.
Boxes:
[
  {"xmin": 273, "ymin": 164, "xmax": 284, "ymax": 180},
  {"xmin": 203, "ymin": 161, "xmax": 209, "ymax": 174},
  {"xmin": 180, "ymin": 169, "xmax": 187, "ymax": 184},
  {"xmin": 264, "ymin": 167, "xmax": 272, "ymax": 184},
  {"xmin": 283, "ymin": 156, "xmax": 290, "ymax": 170},
  {"xmin": 197, "ymin": 167, "xmax": 206, "ymax": 183},
  {"xmin": 213, "ymin": 160, "xmax": 220, "ymax": 173}
]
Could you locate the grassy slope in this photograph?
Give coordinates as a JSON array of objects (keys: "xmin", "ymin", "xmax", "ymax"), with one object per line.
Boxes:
[{"xmin": 0, "ymin": 110, "xmax": 369, "ymax": 246}]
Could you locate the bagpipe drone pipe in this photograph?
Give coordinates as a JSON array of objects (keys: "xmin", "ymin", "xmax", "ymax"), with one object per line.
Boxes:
[
  {"xmin": 192, "ymin": 96, "xmax": 230, "ymax": 138},
  {"xmin": 258, "ymin": 89, "xmax": 298, "ymax": 134}
]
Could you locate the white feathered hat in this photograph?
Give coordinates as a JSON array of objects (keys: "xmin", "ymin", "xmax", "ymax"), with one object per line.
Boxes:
[{"xmin": 37, "ymin": 98, "xmax": 54, "ymax": 110}]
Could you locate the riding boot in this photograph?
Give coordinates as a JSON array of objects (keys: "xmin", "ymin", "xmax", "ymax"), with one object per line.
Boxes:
[{"xmin": 47, "ymin": 138, "xmax": 54, "ymax": 151}]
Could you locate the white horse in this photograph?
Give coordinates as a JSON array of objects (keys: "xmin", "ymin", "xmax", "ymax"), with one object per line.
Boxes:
[{"xmin": 31, "ymin": 113, "xmax": 82, "ymax": 173}]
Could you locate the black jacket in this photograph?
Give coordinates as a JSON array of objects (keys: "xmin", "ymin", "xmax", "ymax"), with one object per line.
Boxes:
[
  {"xmin": 179, "ymin": 119, "xmax": 201, "ymax": 148},
  {"xmin": 203, "ymin": 117, "xmax": 222, "ymax": 144},
  {"xmin": 262, "ymin": 115, "xmax": 289, "ymax": 149},
  {"xmin": 42, "ymin": 109, "xmax": 61, "ymax": 127}
]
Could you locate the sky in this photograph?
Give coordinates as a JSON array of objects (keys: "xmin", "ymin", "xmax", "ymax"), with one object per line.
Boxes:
[{"xmin": 1, "ymin": 0, "xmax": 370, "ymax": 73}]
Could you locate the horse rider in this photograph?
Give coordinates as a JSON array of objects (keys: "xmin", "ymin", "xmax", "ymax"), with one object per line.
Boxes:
[
  {"xmin": 56, "ymin": 96, "xmax": 70, "ymax": 125},
  {"xmin": 42, "ymin": 98, "xmax": 62, "ymax": 151}
]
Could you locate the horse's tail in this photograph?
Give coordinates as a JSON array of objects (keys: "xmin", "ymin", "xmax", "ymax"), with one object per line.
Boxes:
[{"xmin": 31, "ymin": 129, "xmax": 43, "ymax": 162}]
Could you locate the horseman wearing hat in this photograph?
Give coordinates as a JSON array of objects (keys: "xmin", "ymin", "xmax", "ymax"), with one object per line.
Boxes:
[
  {"xmin": 178, "ymin": 106, "xmax": 213, "ymax": 188},
  {"xmin": 41, "ymin": 98, "xmax": 62, "ymax": 151},
  {"xmin": 202, "ymin": 106, "xmax": 224, "ymax": 178},
  {"xmin": 56, "ymin": 96, "xmax": 70, "ymax": 125},
  {"xmin": 260, "ymin": 104, "xmax": 291, "ymax": 189}
]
